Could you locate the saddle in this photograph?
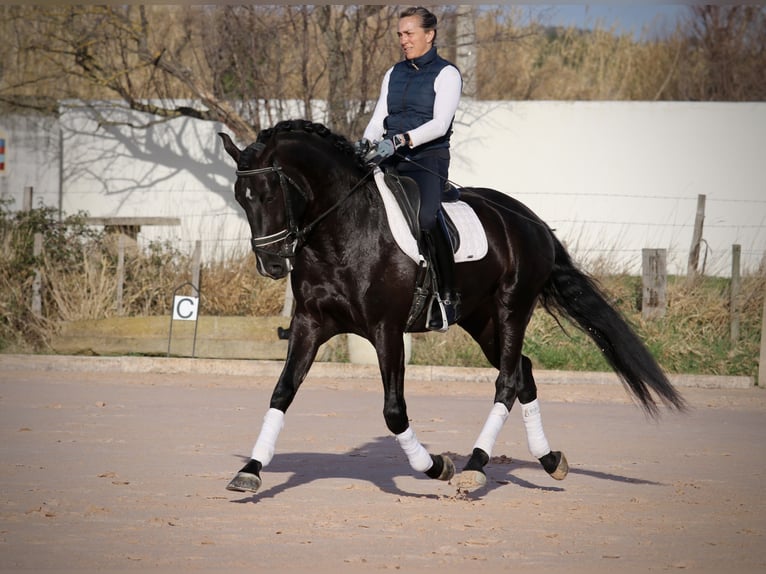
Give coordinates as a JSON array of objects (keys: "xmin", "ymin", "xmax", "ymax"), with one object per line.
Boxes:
[{"xmin": 382, "ymin": 169, "xmax": 461, "ymax": 252}]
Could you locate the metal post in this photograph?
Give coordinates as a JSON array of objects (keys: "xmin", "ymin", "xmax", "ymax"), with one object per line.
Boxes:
[
  {"xmin": 23, "ymin": 186, "xmax": 33, "ymax": 211},
  {"xmin": 730, "ymin": 244, "xmax": 741, "ymax": 343},
  {"xmin": 116, "ymin": 234, "xmax": 125, "ymax": 315},
  {"xmin": 191, "ymin": 240, "xmax": 201, "ymax": 291},
  {"xmin": 759, "ymin": 282, "xmax": 766, "ymax": 388},
  {"xmin": 32, "ymin": 233, "xmax": 43, "ymax": 316}
]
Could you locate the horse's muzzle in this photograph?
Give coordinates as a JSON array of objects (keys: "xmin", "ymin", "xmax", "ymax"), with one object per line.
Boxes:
[{"xmin": 255, "ymin": 253, "xmax": 292, "ymax": 279}]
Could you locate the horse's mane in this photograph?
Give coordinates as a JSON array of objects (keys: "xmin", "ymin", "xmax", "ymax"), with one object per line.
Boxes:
[{"xmin": 253, "ymin": 119, "xmax": 365, "ymax": 169}]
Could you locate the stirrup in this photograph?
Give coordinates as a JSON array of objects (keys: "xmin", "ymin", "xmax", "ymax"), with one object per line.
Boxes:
[{"xmin": 427, "ymin": 296, "xmax": 449, "ymax": 332}]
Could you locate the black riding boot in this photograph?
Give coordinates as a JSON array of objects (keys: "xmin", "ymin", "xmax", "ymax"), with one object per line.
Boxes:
[{"xmin": 422, "ymin": 228, "xmax": 459, "ymax": 332}]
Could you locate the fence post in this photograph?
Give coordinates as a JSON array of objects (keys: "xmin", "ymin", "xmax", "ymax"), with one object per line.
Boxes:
[
  {"xmin": 191, "ymin": 240, "xmax": 201, "ymax": 291},
  {"xmin": 23, "ymin": 186, "xmax": 33, "ymax": 211},
  {"xmin": 32, "ymin": 233, "xmax": 43, "ymax": 316},
  {"xmin": 642, "ymin": 248, "xmax": 667, "ymax": 320},
  {"xmin": 759, "ymin": 281, "xmax": 766, "ymax": 388},
  {"xmin": 116, "ymin": 234, "xmax": 125, "ymax": 315},
  {"xmin": 686, "ymin": 194, "xmax": 706, "ymax": 285},
  {"xmin": 730, "ymin": 244, "xmax": 741, "ymax": 343}
]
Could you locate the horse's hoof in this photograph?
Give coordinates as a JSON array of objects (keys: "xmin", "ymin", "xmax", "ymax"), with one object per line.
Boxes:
[
  {"xmin": 455, "ymin": 469, "xmax": 487, "ymax": 492},
  {"xmin": 226, "ymin": 471, "xmax": 262, "ymax": 493},
  {"xmin": 437, "ymin": 454, "xmax": 455, "ymax": 481},
  {"xmin": 549, "ymin": 451, "xmax": 569, "ymax": 481}
]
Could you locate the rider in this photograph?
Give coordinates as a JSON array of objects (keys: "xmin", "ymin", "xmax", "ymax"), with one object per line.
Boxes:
[{"xmin": 358, "ymin": 5, "xmax": 462, "ymax": 332}]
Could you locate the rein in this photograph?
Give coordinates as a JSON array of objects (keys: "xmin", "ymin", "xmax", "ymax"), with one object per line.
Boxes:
[{"xmin": 236, "ymin": 163, "xmax": 372, "ymax": 259}]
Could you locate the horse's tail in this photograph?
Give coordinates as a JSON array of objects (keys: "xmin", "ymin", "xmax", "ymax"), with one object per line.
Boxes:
[{"xmin": 539, "ymin": 234, "xmax": 687, "ymax": 417}]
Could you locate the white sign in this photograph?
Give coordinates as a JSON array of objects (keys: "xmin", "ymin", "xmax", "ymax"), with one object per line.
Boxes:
[{"xmin": 172, "ymin": 295, "xmax": 199, "ymax": 321}]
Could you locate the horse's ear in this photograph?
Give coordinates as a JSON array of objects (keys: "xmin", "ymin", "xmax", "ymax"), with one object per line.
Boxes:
[{"xmin": 218, "ymin": 132, "xmax": 241, "ymax": 163}]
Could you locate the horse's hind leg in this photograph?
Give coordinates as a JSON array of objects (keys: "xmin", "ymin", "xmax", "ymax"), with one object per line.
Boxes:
[
  {"xmin": 456, "ymin": 363, "xmax": 517, "ymax": 491},
  {"xmin": 516, "ymin": 356, "xmax": 569, "ymax": 481},
  {"xmin": 457, "ymin": 355, "xmax": 567, "ymax": 491}
]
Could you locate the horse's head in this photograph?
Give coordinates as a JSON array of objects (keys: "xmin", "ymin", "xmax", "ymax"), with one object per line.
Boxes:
[
  {"xmin": 218, "ymin": 129, "xmax": 308, "ymax": 279},
  {"xmin": 219, "ymin": 120, "xmax": 368, "ymax": 280}
]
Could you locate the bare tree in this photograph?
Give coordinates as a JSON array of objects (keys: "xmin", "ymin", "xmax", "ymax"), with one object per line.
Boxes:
[
  {"xmin": 0, "ymin": 5, "xmax": 402, "ymax": 141},
  {"xmin": 678, "ymin": 5, "xmax": 766, "ymax": 100}
]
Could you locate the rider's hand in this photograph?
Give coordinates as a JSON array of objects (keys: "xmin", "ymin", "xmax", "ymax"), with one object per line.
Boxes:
[
  {"xmin": 354, "ymin": 138, "xmax": 371, "ymax": 158},
  {"xmin": 364, "ymin": 136, "xmax": 405, "ymax": 165}
]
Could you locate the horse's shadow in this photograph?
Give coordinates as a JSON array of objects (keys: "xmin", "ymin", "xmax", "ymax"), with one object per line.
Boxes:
[{"xmin": 228, "ymin": 437, "xmax": 662, "ymax": 503}]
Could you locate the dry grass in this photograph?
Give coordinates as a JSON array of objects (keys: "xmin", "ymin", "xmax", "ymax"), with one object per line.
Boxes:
[{"xmin": 1, "ymin": 206, "xmax": 763, "ymax": 381}]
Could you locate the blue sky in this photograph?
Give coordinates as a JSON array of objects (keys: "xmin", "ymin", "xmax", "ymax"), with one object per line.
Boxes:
[{"xmin": 513, "ymin": 4, "xmax": 690, "ymax": 39}]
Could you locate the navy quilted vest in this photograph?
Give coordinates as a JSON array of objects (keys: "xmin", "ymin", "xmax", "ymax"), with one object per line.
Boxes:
[{"xmin": 384, "ymin": 47, "xmax": 456, "ymax": 151}]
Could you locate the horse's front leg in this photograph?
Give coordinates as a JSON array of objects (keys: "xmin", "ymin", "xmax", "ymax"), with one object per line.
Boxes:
[
  {"xmin": 226, "ymin": 315, "xmax": 323, "ymax": 494},
  {"xmin": 376, "ymin": 328, "xmax": 455, "ymax": 482}
]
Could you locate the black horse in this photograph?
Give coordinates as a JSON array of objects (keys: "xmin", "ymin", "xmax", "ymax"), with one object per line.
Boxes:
[{"xmin": 218, "ymin": 119, "xmax": 685, "ymax": 495}]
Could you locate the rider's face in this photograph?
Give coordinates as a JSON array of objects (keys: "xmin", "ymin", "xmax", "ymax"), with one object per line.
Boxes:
[{"xmin": 397, "ymin": 16, "xmax": 434, "ymax": 60}]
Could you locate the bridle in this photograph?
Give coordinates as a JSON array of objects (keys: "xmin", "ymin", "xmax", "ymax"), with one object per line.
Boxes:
[
  {"xmin": 236, "ymin": 163, "xmax": 306, "ymax": 259},
  {"xmin": 235, "ymin": 161, "xmax": 372, "ymax": 260}
]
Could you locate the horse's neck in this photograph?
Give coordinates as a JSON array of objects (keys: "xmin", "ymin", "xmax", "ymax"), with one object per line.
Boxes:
[{"xmin": 302, "ymin": 181, "xmax": 386, "ymax": 255}]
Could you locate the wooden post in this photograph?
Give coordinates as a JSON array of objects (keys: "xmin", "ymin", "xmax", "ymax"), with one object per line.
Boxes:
[
  {"xmin": 23, "ymin": 186, "xmax": 33, "ymax": 211},
  {"xmin": 116, "ymin": 234, "xmax": 125, "ymax": 315},
  {"xmin": 759, "ymin": 282, "xmax": 766, "ymax": 388},
  {"xmin": 32, "ymin": 233, "xmax": 43, "ymax": 316},
  {"xmin": 642, "ymin": 248, "xmax": 667, "ymax": 320},
  {"xmin": 191, "ymin": 240, "xmax": 202, "ymax": 291},
  {"xmin": 730, "ymin": 244, "xmax": 741, "ymax": 343},
  {"xmin": 686, "ymin": 194, "xmax": 706, "ymax": 284}
]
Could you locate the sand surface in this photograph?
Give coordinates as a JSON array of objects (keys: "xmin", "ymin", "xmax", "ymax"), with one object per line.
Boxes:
[{"xmin": 1, "ymin": 365, "xmax": 764, "ymax": 572}]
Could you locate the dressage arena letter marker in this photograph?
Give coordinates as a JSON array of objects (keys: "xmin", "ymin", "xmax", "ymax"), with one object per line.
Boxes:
[{"xmin": 173, "ymin": 295, "xmax": 199, "ymax": 321}]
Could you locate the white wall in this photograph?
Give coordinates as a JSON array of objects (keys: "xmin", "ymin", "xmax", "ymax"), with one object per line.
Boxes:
[
  {"xmin": 0, "ymin": 113, "xmax": 61, "ymax": 211},
  {"xmin": 59, "ymin": 103, "xmax": 248, "ymax": 260},
  {"xmin": 55, "ymin": 101, "xmax": 766, "ymax": 274},
  {"xmin": 451, "ymin": 101, "xmax": 766, "ymax": 274}
]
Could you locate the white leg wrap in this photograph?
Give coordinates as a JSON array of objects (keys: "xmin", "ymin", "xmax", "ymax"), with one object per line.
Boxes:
[
  {"xmin": 521, "ymin": 399, "xmax": 551, "ymax": 459},
  {"xmin": 251, "ymin": 408, "xmax": 285, "ymax": 467},
  {"xmin": 395, "ymin": 427, "xmax": 434, "ymax": 472},
  {"xmin": 473, "ymin": 402, "xmax": 509, "ymax": 457}
]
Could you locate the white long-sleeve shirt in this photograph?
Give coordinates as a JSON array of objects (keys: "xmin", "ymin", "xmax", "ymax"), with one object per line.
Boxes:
[{"xmin": 362, "ymin": 64, "xmax": 462, "ymax": 148}]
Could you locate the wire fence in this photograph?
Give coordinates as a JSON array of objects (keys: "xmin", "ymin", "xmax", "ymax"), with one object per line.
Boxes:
[{"xmin": 140, "ymin": 189, "xmax": 764, "ymax": 277}]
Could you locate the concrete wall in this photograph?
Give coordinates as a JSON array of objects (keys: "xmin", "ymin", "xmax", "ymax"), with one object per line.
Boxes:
[
  {"xmin": 452, "ymin": 101, "xmax": 765, "ymax": 274},
  {"xmin": 7, "ymin": 100, "xmax": 765, "ymax": 275},
  {"xmin": 0, "ymin": 113, "xmax": 61, "ymax": 212}
]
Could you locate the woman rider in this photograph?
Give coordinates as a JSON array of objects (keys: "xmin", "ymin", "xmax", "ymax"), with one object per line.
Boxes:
[{"xmin": 359, "ymin": 6, "xmax": 462, "ymax": 332}]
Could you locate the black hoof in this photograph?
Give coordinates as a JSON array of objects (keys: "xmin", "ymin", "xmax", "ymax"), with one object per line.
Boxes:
[
  {"xmin": 226, "ymin": 459, "xmax": 263, "ymax": 493},
  {"xmin": 425, "ymin": 454, "xmax": 455, "ymax": 481},
  {"xmin": 226, "ymin": 472, "xmax": 262, "ymax": 493},
  {"xmin": 539, "ymin": 451, "xmax": 569, "ymax": 480}
]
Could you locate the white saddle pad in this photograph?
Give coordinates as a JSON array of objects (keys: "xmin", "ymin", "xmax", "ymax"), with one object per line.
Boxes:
[{"xmin": 373, "ymin": 168, "xmax": 488, "ymax": 264}]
